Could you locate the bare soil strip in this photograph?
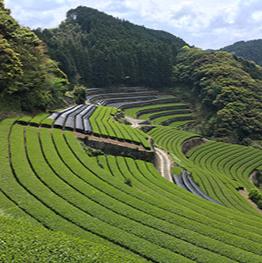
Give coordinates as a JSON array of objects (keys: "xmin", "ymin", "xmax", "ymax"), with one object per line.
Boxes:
[
  {"xmin": 125, "ymin": 116, "xmax": 146, "ymax": 128},
  {"xmin": 155, "ymin": 148, "xmax": 173, "ymax": 182}
]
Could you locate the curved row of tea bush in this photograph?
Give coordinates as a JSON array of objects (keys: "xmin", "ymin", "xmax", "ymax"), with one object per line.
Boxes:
[
  {"xmin": 48, "ymin": 127, "xmax": 262, "ymax": 261},
  {"xmin": 187, "ymin": 141, "xmax": 262, "ymax": 192},
  {"xmin": 86, "ymin": 88, "xmax": 156, "ymax": 104},
  {"xmin": 119, "ymin": 96, "xmax": 177, "ymax": 110},
  {"xmin": 89, "ymin": 106, "xmax": 151, "ymax": 149},
  {"xmin": 0, "ymin": 119, "xmax": 145, "ymax": 262},
  {"xmin": 0, "ymin": 213, "xmax": 140, "ymax": 262},
  {"xmin": 125, "ymin": 102, "xmax": 193, "ymax": 127},
  {"xmin": 125, "ymin": 103, "xmax": 188, "ymax": 118},
  {"xmin": 1, "ymin": 120, "xmax": 262, "ymax": 262},
  {"xmin": 148, "ymin": 126, "xmax": 261, "ymax": 214}
]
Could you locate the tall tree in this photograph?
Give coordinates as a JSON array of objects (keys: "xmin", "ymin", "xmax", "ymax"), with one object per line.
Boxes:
[{"xmin": 0, "ymin": 0, "xmax": 68, "ymax": 112}]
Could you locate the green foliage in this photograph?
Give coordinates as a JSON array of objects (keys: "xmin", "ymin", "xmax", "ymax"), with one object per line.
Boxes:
[
  {"xmin": 73, "ymin": 85, "xmax": 87, "ymax": 104},
  {"xmin": 0, "ymin": 214, "xmax": 141, "ymax": 262},
  {"xmin": 1, "ymin": 119, "xmax": 262, "ymax": 262},
  {"xmin": 222, "ymin": 40, "xmax": 262, "ymax": 66},
  {"xmin": 249, "ymin": 189, "xmax": 262, "ymax": 209},
  {"xmin": 35, "ymin": 6, "xmax": 186, "ymax": 88},
  {"xmin": 249, "ymin": 189, "xmax": 261, "ymax": 203},
  {"xmin": 0, "ymin": 1, "xmax": 68, "ymax": 112},
  {"xmin": 173, "ymin": 47, "xmax": 262, "ymax": 143},
  {"xmin": 257, "ymin": 200, "xmax": 262, "ymax": 209},
  {"xmin": 90, "ymin": 106, "xmax": 151, "ymax": 149},
  {"xmin": 81, "ymin": 143, "xmax": 104, "ymax": 157},
  {"xmin": 172, "ymin": 165, "xmax": 183, "ymax": 176},
  {"xmin": 0, "ymin": 37, "xmax": 23, "ymax": 93},
  {"xmin": 124, "ymin": 178, "xmax": 132, "ymax": 187},
  {"xmin": 256, "ymin": 170, "xmax": 262, "ymax": 187}
]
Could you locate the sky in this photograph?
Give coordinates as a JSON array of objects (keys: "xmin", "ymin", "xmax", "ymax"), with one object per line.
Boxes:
[{"xmin": 5, "ymin": 0, "xmax": 262, "ymax": 49}]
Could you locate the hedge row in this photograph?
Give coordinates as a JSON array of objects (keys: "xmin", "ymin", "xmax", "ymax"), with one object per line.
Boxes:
[{"xmin": 0, "ymin": 214, "xmax": 142, "ymax": 263}]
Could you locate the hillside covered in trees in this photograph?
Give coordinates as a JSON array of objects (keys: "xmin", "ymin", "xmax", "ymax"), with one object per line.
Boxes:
[
  {"xmin": 173, "ymin": 46, "xmax": 262, "ymax": 143},
  {"xmin": 222, "ymin": 40, "xmax": 262, "ymax": 66},
  {"xmin": 0, "ymin": 0, "xmax": 68, "ymax": 114},
  {"xmin": 35, "ymin": 6, "xmax": 186, "ymax": 88}
]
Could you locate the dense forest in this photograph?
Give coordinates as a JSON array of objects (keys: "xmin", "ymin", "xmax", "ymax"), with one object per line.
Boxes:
[
  {"xmin": 35, "ymin": 6, "xmax": 186, "ymax": 88},
  {"xmin": 173, "ymin": 46, "xmax": 262, "ymax": 143},
  {"xmin": 0, "ymin": 0, "xmax": 68, "ymax": 113},
  {"xmin": 222, "ymin": 40, "xmax": 262, "ymax": 66}
]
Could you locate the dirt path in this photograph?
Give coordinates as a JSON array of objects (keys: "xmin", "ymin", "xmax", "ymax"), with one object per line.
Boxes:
[
  {"xmin": 125, "ymin": 116, "xmax": 145, "ymax": 128},
  {"xmin": 125, "ymin": 116, "xmax": 173, "ymax": 182},
  {"xmin": 155, "ymin": 147, "xmax": 173, "ymax": 182}
]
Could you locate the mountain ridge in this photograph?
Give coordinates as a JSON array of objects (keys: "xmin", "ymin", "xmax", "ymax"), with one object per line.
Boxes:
[
  {"xmin": 35, "ymin": 6, "xmax": 186, "ymax": 88},
  {"xmin": 222, "ymin": 39, "xmax": 262, "ymax": 66}
]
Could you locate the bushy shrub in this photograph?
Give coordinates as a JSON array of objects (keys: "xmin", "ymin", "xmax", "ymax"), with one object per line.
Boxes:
[
  {"xmin": 73, "ymin": 85, "xmax": 87, "ymax": 104},
  {"xmin": 249, "ymin": 188, "xmax": 262, "ymax": 209},
  {"xmin": 173, "ymin": 166, "xmax": 183, "ymax": 176},
  {"xmin": 257, "ymin": 199, "xmax": 262, "ymax": 209},
  {"xmin": 0, "ymin": 2, "xmax": 68, "ymax": 112},
  {"xmin": 124, "ymin": 178, "xmax": 132, "ymax": 187},
  {"xmin": 81, "ymin": 143, "xmax": 104, "ymax": 157},
  {"xmin": 257, "ymin": 170, "xmax": 262, "ymax": 185}
]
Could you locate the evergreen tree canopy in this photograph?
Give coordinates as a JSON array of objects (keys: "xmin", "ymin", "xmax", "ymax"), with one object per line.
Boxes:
[
  {"xmin": 222, "ymin": 39, "xmax": 262, "ymax": 66},
  {"xmin": 35, "ymin": 6, "xmax": 186, "ymax": 88},
  {"xmin": 173, "ymin": 47, "xmax": 262, "ymax": 143}
]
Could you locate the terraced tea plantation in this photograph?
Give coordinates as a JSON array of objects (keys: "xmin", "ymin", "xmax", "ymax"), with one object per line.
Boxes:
[
  {"xmin": 0, "ymin": 87, "xmax": 262, "ymax": 262},
  {"xmin": 89, "ymin": 106, "xmax": 151, "ymax": 149},
  {"xmin": 148, "ymin": 126, "xmax": 261, "ymax": 214},
  {"xmin": 124, "ymin": 102, "xmax": 194, "ymax": 128}
]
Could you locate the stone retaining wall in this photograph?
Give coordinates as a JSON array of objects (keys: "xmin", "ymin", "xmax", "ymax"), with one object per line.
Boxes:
[
  {"xmin": 182, "ymin": 137, "xmax": 207, "ymax": 155},
  {"xmin": 83, "ymin": 136, "xmax": 156, "ymax": 162}
]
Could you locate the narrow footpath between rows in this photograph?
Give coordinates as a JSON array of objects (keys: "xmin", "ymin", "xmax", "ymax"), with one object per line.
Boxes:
[
  {"xmin": 155, "ymin": 148, "xmax": 173, "ymax": 182},
  {"xmin": 125, "ymin": 116, "xmax": 173, "ymax": 182},
  {"xmin": 125, "ymin": 116, "xmax": 146, "ymax": 128}
]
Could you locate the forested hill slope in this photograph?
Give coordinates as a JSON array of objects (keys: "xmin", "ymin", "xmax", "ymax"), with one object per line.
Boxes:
[
  {"xmin": 173, "ymin": 46, "xmax": 262, "ymax": 144},
  {"xmin": 35, "ymin": 6, "xmax": 186, "ymax": 88},
  {"xmin": 0, "ymin": 0, "xmax": 68, "ymax": 115},
  {"xmin": 222, "ymin": 40, "xmax": 262, "ymax": 66}
]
